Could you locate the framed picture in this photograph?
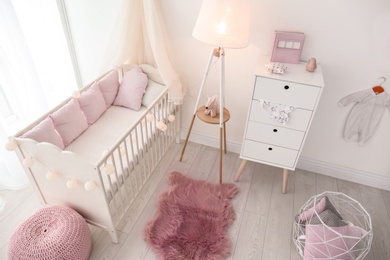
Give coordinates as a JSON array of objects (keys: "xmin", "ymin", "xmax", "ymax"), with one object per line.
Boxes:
[{"xmin": 270, "ymin": 31, "xmax": 305, "ymax": 64}]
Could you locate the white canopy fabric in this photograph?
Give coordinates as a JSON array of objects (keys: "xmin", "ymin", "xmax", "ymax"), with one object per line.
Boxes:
[{"xmin": 102, "ymin": 0, "xmax": 184, "ymax": 105}]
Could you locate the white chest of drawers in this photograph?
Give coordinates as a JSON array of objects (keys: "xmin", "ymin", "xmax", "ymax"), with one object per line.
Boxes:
[{"xmin": 236, "ymin": 57, "xmax": 325, "ymax": 193}]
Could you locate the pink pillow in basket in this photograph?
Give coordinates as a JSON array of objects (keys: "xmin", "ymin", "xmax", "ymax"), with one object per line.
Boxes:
[
  {"xmin": 113, "ymin": 66, "xmax": 148, "ymax": 111},
  {"xmin": 298, "ymin": 197, "xmax": 326, "ymax": 222},
  {"xmin": 98, "ymin": 69, "xmax": 120, "ymax": 108},
  {"xmin": 303, "ymin": 224, "xmax": 367, "ymax": 260},
  {"xmin": 79, "ymin": 82, "xmax": 107, "ymax": 125},
  {"xmin": 21, "ymin": 117, "xmax": 65, "ymax": 149},
  {"xmin": 50, "ymin": 99, "xmax": 88, "ymax": 147}
]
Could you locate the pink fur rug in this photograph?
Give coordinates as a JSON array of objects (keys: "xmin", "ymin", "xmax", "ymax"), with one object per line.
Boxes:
[{"xmin": 144, "ymin": 171, "xmax": 239, "ymax": 260}]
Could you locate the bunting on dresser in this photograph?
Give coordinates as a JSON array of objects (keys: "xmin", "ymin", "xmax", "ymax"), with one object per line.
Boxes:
[{"xmin": 262, "ymin": 100, "xmax": 296, "ymax": 124}]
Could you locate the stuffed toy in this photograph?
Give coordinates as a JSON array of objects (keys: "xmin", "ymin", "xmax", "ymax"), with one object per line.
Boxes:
[{"xmin": 204, "ymin": 95, "xmax": 220, "ymax": 117}]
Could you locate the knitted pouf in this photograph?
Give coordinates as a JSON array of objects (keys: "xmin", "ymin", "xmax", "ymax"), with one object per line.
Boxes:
[{"xmin": 8, "ymin": 205, "xmax": 92, "ymax": 260}]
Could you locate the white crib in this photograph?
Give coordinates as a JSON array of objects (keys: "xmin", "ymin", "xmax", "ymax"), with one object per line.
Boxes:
[{"xmin": 7, "ymin": 64, "xmax": 180, "ymax": 243}]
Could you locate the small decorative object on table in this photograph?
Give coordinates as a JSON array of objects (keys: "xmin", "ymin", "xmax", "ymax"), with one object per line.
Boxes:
[
  {"xmin": 265, "ymin": 62, "xmax": 287, "ymax": 74},
  {"xmin": 204, "ymin": 95, "xmax": 220, "ymax": 117},
  {"xmin": 306, "ymin": 57, "xmax": 317, "ymax": 72}
]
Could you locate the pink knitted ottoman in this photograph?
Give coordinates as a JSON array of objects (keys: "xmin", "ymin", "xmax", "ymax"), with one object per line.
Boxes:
[{"xmin": 8, "ymin": 205, "xmax": 92, "ymax": 260}]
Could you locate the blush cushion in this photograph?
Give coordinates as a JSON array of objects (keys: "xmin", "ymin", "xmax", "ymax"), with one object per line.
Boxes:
[
  {"xmin": 98, "ymin": 69, "xmax": 120, "ymax": 107},
  {"xmin": 21, "ymin": 117, "xmax": 65, "ymax": 149},
  {"xmin": 298, "ymin": 196, "xmax": 343, "ymax": 223},
  {"xmin": 50, "ymin": 99, "xmax": 88, "ymax": 147},
  {"xmin": 303, "ymin": 224, "xmax": 367, "ymax": 260},
  {"xmin": 298, "ymin": 197, "xmax": 326, "ymax": 222},
  {"xmin": 113, "ymin": 66, "xmax": 148, "ymax": 111},
  {"xmin": 79, "ymin": 82, "xmax": 107, "ymax": 125}
]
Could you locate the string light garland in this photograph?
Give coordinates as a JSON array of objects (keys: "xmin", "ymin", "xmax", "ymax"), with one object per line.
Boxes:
[
  {"xmin": 72, "ymin": 91, "xmax": 81, "ymax": 99},
  {"xmin": 84, "ymin": 180, "xmax": 96, "ymax": 191},
  {"xmin": 4, "ymin": 109, "xmax": 176, "ymax": 192},
  {"xmin": 5, "ymin": 139, "xmax": 18, "ymax": 151},
  {"xmin": 66, "ymin": 178, "xmax": 78, "ymax": 189},
  {"xmin": 156, "ymin": 121, "xmax": 167, "ymax": 132},
  {"xmin": 5, "ymin": 140, "xmax": 98, "ymax": 191},
  {"xmin": 23, "ymin": 157, "xmax": 35, "ymax": 167},
  {"xmin": 46, "ymin": 170, "xmax": 58, "ymax": 181}
]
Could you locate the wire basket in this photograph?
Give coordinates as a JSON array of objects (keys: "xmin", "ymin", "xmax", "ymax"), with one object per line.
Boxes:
[{"xmin": 293, "ymin": 191, "xmax": 373, "ymax": 260}]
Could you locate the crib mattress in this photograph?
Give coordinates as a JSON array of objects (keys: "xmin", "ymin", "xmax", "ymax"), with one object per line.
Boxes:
[{"xmin": 65, "ymin": 105, "xmax": 148, "ymax": 164}]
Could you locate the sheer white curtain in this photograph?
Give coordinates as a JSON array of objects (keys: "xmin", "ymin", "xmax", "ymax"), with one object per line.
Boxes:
[
  {"xmin": 1, "ymin": 0, "xmax": 184, "ymax": 189},
  {"xmin": 0, "ymin": 0, "xmax": 77, "ymax": 189},
  {"xmin": 99, "ymin": 0, "xmax": 185, "ymax": 104}
]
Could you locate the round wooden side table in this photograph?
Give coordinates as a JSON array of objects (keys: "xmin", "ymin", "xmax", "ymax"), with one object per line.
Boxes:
[{"xmin": 180, "ymin": 106, "xmax": 230, "ymax": 183}]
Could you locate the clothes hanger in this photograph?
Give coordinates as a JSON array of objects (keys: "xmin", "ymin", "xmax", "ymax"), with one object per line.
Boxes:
[{"xmin": 372, "ymin": 77, "xmax": 386, "ymax": 94}]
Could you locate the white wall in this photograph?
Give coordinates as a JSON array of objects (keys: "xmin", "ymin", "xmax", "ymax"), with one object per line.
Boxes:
[
  {"xmin": 159, "ymin": 0, "xmax": 390, "ymax": 189},
  {"xmin": 64, "ymin": 0, "xmax": 390, "ymax": 190}
]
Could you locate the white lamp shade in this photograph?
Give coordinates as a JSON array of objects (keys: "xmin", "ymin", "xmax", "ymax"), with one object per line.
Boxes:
[{"xmin": 192, "ymin": 0, "xmax": 251, "ymax": 48}]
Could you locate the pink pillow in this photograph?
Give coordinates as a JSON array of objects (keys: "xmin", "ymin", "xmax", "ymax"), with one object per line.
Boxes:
[
  {"xmin": 79, "ymin": 82, "xmax": 107, "ymax": 125},
  {"xmin": 21, "ymin": 117, "xmax": 65, "ymax": 149},
  {"xmin": 113, "ymin": 66, "xmax": 148, "ymax": 111},
  {"xmin": 50, "ymin": 99, "xmax": 88, "ymax": 147},
  {"xmin": 98, "ymin": 69, "xmax": 120, "ymax": 107},
  {"xmin": 298, "ymin": 197, "xmax": 326, "ymax": 222},
  {"xmin": 304, "ymin": 224, "xmax": 367, "ymax": 260}
]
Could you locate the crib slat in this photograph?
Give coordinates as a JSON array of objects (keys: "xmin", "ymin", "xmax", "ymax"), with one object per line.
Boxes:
[{"xmin": 94, "ymin": 91, "xmax": 178, "ymax": 240}]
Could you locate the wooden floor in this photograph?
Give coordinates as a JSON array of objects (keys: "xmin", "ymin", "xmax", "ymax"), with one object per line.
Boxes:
[{"xmin": 1, "ymin": 141, "xmax": 390, "ymax": 259}]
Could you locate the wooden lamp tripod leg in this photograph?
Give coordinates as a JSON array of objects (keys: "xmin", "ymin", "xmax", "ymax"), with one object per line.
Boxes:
[
  {"xmin": 179, "ymin": 114, "xmax": 196, "ymax": 161},
  {"xmin": 179, "ymin": 48, "xmax": 215, "ymax": 162}
]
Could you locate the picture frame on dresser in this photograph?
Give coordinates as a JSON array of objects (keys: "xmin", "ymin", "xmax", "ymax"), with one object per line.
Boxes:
[
  {"xmin": 235, "ymin": 56, "xmax": 324, "ymax": 193},
  {"xmin": 270, "ymin": 31, "xmax": 306, "ymax": 64}
]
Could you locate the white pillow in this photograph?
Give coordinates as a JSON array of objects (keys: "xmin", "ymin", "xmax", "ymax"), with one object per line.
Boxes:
[{"xmin": 142, "ymin": 80, "xmax": 166, "ymax": 107}]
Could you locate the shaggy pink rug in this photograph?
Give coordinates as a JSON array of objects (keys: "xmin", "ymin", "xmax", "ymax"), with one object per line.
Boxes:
[{"xmin": 144, "ymin": 171, "xmax": 239, "ymax": 260}]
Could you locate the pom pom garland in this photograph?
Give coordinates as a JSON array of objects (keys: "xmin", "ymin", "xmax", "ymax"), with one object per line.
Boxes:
[
  {"xmin": 105, "ymin": 164, "xmax": 115, "ymax": 175},
  {"xmin": 46, "ymin": 170, "xmax": 58, "ymax": 181},
  {"xmin": 23, "ymin": 157, "xmax": 35, "ymax": 167},
  {"xmin": 168, "ymin": 114, "xmax": 175, "ymax": 122},
  {"xmin": 66, "ymin": 178, "xmax": 78, "ymax": 189},
  {"xmin": 72, "ymin": 91, "xmax": 81, "ymax": 98},
  {"xmin": 84, "ymin": 180, "xmax": 96, "ymax": 191},
  {"xmin": 9, "ymin": 147, "xmax": 100, "ymax": 192},
  {"xmin": 146, "ymin": 113, "xmax": 154, "ymax": 122},
  {"xmin": 5, "ymin": 140, "xmax": 18, "ymax": 151},
  {"xmin": 156, "ymin": 121, "xmax": 167, "ymax": 132}
]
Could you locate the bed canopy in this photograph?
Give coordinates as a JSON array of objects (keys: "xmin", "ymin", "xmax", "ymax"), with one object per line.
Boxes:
[{"xmin": 73, "ymin": 0, "xmax": 185, "ymax": 105}]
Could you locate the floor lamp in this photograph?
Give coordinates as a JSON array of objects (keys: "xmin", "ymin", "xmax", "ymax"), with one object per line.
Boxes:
[{"xmin": 180, "ymin": 0, "xmax": 250, "ymax": 183}]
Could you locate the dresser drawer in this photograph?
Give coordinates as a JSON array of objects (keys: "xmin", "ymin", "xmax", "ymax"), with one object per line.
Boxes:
[
  {"xmin": 253, "ymin": 77, "xmax": 320, "ymax": 109},
  {"xmin": 246, "ymin": 121, "xmax": 305, "ymax": 150},
  {"xmin": 241, "ymin": 139, "xmax": 298, "ymax": 168},
  {"xmin": 249, "ymin": 99, "xmax": 313, "ymax": 131}
]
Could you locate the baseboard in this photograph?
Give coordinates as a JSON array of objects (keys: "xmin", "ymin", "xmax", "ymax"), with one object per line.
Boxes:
[
  {"xmin": 179, "ymin": 129, "xmax": 242, "ymax": 155},
  {"xmin": 180, "ymin": 129, "xmax": 390, "ymax": 191},
  {"xmin": 297, "ymin": 157, "xmax": 390, "ymax": 192}
]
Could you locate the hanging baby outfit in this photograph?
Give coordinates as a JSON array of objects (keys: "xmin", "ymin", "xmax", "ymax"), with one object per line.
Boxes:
[
  {"xmin": 262, "ymin": 100, "xmax": 296, "ymax": 124},
  {"xmin": 338, "ymin": 88, "xmax": 390, "ymax": 146}
]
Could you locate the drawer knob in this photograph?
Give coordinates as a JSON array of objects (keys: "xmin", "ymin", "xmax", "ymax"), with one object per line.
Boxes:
[
  {"xmin": 273, "ymin": 129, "xmax": 278, "ymax": 132},
  {"xmin": 268, "ymin": 147, "xmax": 273, "ymax": 151},
  {"xmin": 284, "ymin": 85, "xmax": 289, "ymax": 90}
]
